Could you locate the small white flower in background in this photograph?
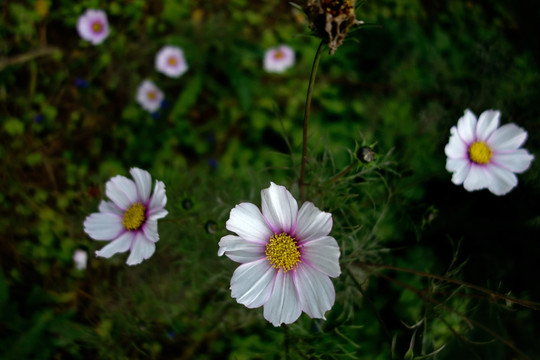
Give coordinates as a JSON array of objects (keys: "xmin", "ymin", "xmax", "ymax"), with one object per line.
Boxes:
[
  {"xmin": 136, "ymin": 80, "xmax": 164, "ymax": 113},
  {"xmin": 445, "ymin": 109, "xmax": 534, "ymax": 195},
  {"xmin": 76, "ymin": 9, "xmax": 109, "ymax": 45},
  {"xmin": 84, "ymin": 168, "xmax": 168, "ymax": 266},
  {"xmin": 218, "ymin": 182, "xmax": 341, "ymax": 326},
  {"xmin": 73, "ymin": 249, "xmax": 88, "ymax": 270},
  {"xmin": 263, "ymin": 45, "xmax": 295, "ymax": 73},
  {"xmin": 155, "ymin": 45, "xmax": 188, "ymax": 78}
]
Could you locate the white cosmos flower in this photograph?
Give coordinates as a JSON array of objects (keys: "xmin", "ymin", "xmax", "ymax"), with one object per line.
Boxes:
[
  {"xmin": 218, "ymin": 182, "xmax": 341, "ymax": 326},
  {"xmin": 263, "ymin": 45, "xmax": 295, "ymax": 73},
  {"xmin": 155, "ymin": 45, "xmax": 188, "ymax": 78},
  {"xmin": 73, "ymin": 249, "xmax": 88, "ymax": 270},
  {"xmin": 136, "ymin": 80, "xmax": 164, "ymax": 113},
  {"xmin": 445, "ymin": 109, "xmax": 534, "ymax": 195},
  {"xmin": 76, "ymin": 9, "xmax": 109, "ymax": 45},
  {"xmin": 84, "ymin": 168, "xmax": 168, "ymax": 266}
]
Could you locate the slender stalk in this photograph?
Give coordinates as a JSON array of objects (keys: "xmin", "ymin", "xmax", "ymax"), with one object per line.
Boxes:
[{"xmin": 300, "ymin": 40, "xmax": 325, "ymax": 202}]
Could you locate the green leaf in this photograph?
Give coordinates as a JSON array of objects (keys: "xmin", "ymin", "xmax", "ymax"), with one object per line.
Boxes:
[
  {"xmin": 3, "ymin": 118, "xmax": 24, "ymax": 136},
  {"xmin": 170, "ymin": 73, "xmax": 203, "ymax": 120}
]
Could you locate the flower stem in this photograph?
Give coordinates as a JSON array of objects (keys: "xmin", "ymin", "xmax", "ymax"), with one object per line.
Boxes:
[{"xmin": 300, "ymin": 40, "xmax": 325, "ymax": 202}]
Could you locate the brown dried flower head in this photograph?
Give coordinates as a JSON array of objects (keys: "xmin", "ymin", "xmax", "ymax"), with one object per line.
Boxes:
[{"xmin": 305, "ymin": 0, "xmax": 363, "ymax": 55}]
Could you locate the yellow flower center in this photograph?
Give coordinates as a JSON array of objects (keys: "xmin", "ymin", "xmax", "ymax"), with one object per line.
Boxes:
[
  {"xmin": 265, "ymin": 232, "xmax": 301, "ymax": 272},
  {"xmin": 91, "ymin": 21, "xmax": 103, "ymax": 33},
  {"xmin": 273, "ymin": 50, "xmax": 284, "ymax": 60},
  {"xmin": 468, "ymin": 141, "xmax": 492, "ymax": 164},
  {"xmin": 147, "ymin": 90, "xmax": 157, "ymax": 101},
  {"xmin": 122, "ymin": 203, "xmax": 146, "ymax": 230},
  {"xmin": 167, "ymin": 56, "xmax": 178, "ymax": 66}
]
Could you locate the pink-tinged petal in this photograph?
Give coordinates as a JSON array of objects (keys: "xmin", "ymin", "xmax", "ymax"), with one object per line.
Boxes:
[
  {"xmin": 492, "ymin": 149, "xmax": 534, "ymax": 173},
  {"xmin": 486, "ymin": 164, "xmax": 518, "ymax": 196},
  {"xmin": 98, "ymin": 200, "xmax": 123, "ymax": 214},
  {"xmin": 148, "ymin": 180, "xmax": 167, "ymax": 212},
  {"xmin": 83, "ymin": 212, "xmax": 123, "ymax": 240},
  {"xmin": 126, "ymin": 232, "xmax": 156, "ymax": 265},
  {"xmin": 148, "ymin": 209, "xmax": 168, "ymax": 220},
  {"xmin": 463, "ymin": 165, "xmax": 490, "ymax": 192},
  {"xmin": 446, "ymin": 158, "xmax": 471, "ymax": 185},
  {"xmin": 230, "ymin": 258, "xmax": 276, "ymax": 308},
  {"xmin": 294, "ymin": 264, "xmax": 335, "ymax": 319},
  {"xmin": 226, "ymin": 203, "xmax": 273, "ymax": 244},
  {"xmin": 300, "ymin": 236, "xmax": 341, "ymax": 278},
  {"xmin": 142, "ymin": 219, "xmax": 159, "ymax": 243},
  {"xmin": 218, "ymin": 235, "xmax": 266, "ymax": 262},
  {"xmin": 476, "ymin": 110, "xmax": 500, "ymax": 141},
  {"xmin": 261, "ymin": 182, "xmax": 298, "ymax": 233},
  {"xmin": 294, "ymin": 202, "xmax": 332, "ymax": 243},
  {"xmin": 263, "ymin": 270, "xmax": 302, "ymax": 326},
  {"xmin": 444, "ymin": 127, "xmax": 468, "ymax": 159},
  {"xmin": 456, "ymin": 109, "xmax": 478, "ymax": 144},
  {"xmin": 95, "ymin": 232, "xmax": 133, "ymax": 258},
  {"xmin": 487, "ymin": 123, "xmax": 528, "ymax": 151},
  {"xmin": 106, "ymin": 175, "xmax": 138, "ymax": 210},
  {"xmin": 130, "ymin": 168, "xmax": 152, "ymax": 203}
]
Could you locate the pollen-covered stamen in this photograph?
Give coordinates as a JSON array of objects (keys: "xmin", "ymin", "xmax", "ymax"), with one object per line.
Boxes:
[
  {"xmin": 265, "ymin": 232, "xmax": 301, "ymax": 272},
  {"xmin": 147, "ymin": 91, "xmax": 157, "ymax": 101},
  {"xmin": 91, "ymin": 21, "xmax": 103, "ymax": 33},
  {"xmin": 321, "ymin": 0, "xmax": 354, "ymax": 17},
  {"xmin": 122, "ymin": 203, "xmax": 146, "ymax": 230},
  {"xmin": 167, "ymin": 56, "xmax": 178, "ymax": 66},
  {"xmin": 468, "ymin": 141, "xmax": 492, "ymax": 164},
  {"xmin": 273, "ymin": 50, "xmax": 284, "ymax": 60}
]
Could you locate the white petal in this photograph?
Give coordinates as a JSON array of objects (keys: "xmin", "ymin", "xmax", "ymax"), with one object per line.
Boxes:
[
  {"xmin": 98, "ymin": 200, "xmax": 122, "ymax": 214},
  {"xmin": 300, "ymin": 236, "xmax": 341, "ymax": 278},
  {"xmin": 218, "ymin": 235, "xmax": 266, "ymax": 263},
  {"xmin": 130, "ymin": 168, "xmax": 152, "ymax": 203},
  {"xmin": 261, "ymin": 182, "xmax": 298, "ymax": 233},
  {"xmin": 95, "ymin": 232, "xmax": 133, "ymax": 258},
  {"xmin": 106, "ymin": 175, "xmax": 138, "ymax": 210},
  {"xmin": 446, "ymin": 158, "xmax": 471, "ymax": 185},
  {"xmin": 294, "ymin": 202, "xmax": 332, "ymax": 243},
  {"xmin": 463, "ymin": 165, "xmax": 490, "ymax": 192},
  {"xmin": 83, "ymin": 212, "xmax": 123, "ymax": 240},
  {"xmin": 456, "ymin": 109, "xmax": 478, "ymax": 144},
  {"xmin": 487, "ymin": 123, "xmax": 528, "ymax": 151},
  {"xmin": 492, "ymin": 149, "xmax": 534, "ymax": 173},
  {"xmin": 148, "ymin": 209, "xmax": 168, "ymax": 220},
  {"xmin": 230, "ymin": 259, "xmax": 276, "ymax": 308},
  {"xmin": 263, "ymin": 270, "xmax": 302, "ymax": 326},
  {"xmin": 148, "ymin": 180, "xmax": 167, "ymax": 212},
  {"xmin": 126, "ymin": 232, "xmax": 156, "ymax": 265},
  {"xmin": 444, "ymin": 127, "xmax": 468, "ymax": 159},
  {"xmin": 226, "ymin": 203, "xmax": 273, "ymax": 244},
  {"xmin": 294, "ymin": 264, "xmax": 335, "ymax": 319},
  {"xmin": 142, "ymin": 219, "xmax": 159, "ymax": 242},
  {"xmin": 486, "ymin": 165, "xmax": 518, "ymax": 196},
  {"xmin": 476, "ymin": 110, "xmax": 500, "ymax": 141}
]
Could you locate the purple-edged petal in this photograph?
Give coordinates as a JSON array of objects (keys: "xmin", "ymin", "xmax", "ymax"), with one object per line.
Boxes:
[
  {"xmin": 463, "ymin": 165, "xmax": 490, "ymax": 192},
  {"xmin": 148, "ymin": 209, "xmax": 168, "ymax": 220},
  {"xmin": 294, "ymin": 202, "xmax": 332, "ymax": 243},
  {"xmin": 95, "ymin": 232, "xmax": 133, "ymax": 258},
  {"xmin": 98, "ymin": 200, "xmax": 123, "ymax": 214},
  {"xmin": 230, "ymin": 258, "xmax": 276, "ymax": 308},
  {"xmin": 476, "ymin": 110, "xmax": 500, "ymax": 141},
  {"xmin": 130, "ymin": 168, "xmax": 152, "ymax": 203},
  {"xmin": 446, "ymin": 158, "xmax": 471, "ymax": 185},
  {"xmin": 226, "ymin": 203, "xmax": 273, "ymax": 244},
  {"xmin": 486, "ymin": 164, "xmax": 518, "ymax": 196},
  {"xmin": 492, "ymin": 149, "xmax": 534, "ymax": 173},
  {"xmin": 106, "ymin": 175, "xmax": 138, "ymax": 210},
  {"xmin": 261, "ymin": 182, "xmax": 298, "ymax": 233},
  {"xmin": 263, "ymin": 270, "xmax": 302, "ymax": 326},
  {"xmin": 294, "ymin": 264, "xmax": 335, "ymax": 319},
  {"xmin": 126, "ymin": 232, "xmax": 156, "ymax": 265},
  {"xmin": 487, "ymin": 123, "xmax": 528, "ymax": 151},
  {"xmin": 300, "ymin": 236, "xmax": 341, "ymax": 278},
  {"xmin": 84, "ymin": 212, "xmax": 123, "ymax": 240},
  {"xmin": 218, "ymin": 235, "xmax": 266, "ymax": 263},
  {"xmin": 142, "ymin": 219, "xmax": 159, "ymax": 243},
  {"xmin": 456, "ymin": 109, "xmax": 478, "ymax": 144},
  {"xmin": 444, "ymin": 127, "xmax": 468, "ymax": 159},
  {"xmin": 148, "ymin": 180, "xmax": 167, "ymax": 211}
]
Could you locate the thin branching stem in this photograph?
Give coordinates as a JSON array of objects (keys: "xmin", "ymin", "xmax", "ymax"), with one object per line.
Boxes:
[{"xmin": 300, "ymin": 40, "xmax": 325, "ymax": 202}]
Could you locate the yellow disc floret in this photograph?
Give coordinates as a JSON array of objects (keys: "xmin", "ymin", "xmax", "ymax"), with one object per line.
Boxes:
[
  {"xmin": 122, "ymin": 203, "xmax": 146, "ymax": 230},
  {"xmin": 167, "ymin": 56, "xmax": 178, "ymax": 66},
  {"xmin": 92, "ymin": 21, "xmax": 103, "ymax": 33},
  {"xmin": 265, "ymin": 232, "xmax": 301, "ymax": 272},
  {"xmin": 273, "ymin": 50, "xmax": 284, "ymax": 60},
  {"xmin": 468, "ymin": 141, "xmax": 492, "ymax": 164}
]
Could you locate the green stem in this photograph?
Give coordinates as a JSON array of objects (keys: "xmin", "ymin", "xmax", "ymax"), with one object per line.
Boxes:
[{"xmin": 300, "ymin": 40, "xmax": 325, "ymax": 202}]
